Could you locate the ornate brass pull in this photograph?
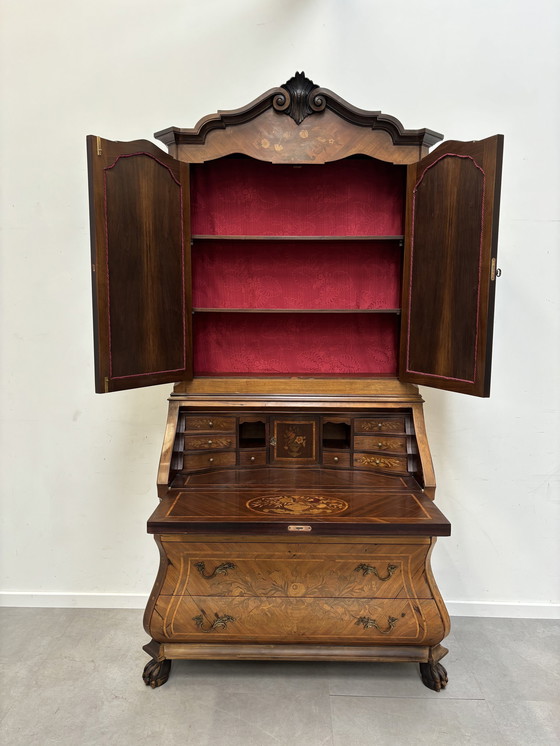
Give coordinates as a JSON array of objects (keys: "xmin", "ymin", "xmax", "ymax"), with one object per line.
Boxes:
[
  {"xmin": 355, "ymin": 563, "xmax": 398, "ymax": 581},
  {"xmin": 194, "ymin": 561, "xmax": 236, "ymax": 579},
  {"xmin": 193, "ymin": 613, "xmax": 235, "ymax": 632},
  {"xmin": 356, "ymin": 615, "xmax": 399, "ymax": 634}
]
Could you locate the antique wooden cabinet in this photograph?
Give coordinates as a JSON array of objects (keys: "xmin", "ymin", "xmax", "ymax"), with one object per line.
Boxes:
[{"xmin": 87, "ymin": 73, "xmax": 503, "ymax": 691}]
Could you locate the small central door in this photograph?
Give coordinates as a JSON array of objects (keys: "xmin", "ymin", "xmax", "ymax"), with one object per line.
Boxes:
[{"xmin": 270, "ymin": 417, "xmax": 319, "ymax": 466}]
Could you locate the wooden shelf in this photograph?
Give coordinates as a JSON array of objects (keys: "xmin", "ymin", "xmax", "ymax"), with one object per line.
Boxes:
[
  {"xmin": 191, "ymin": 235, "xmax": 404, "ymax": 242},
  {"xmin": 193, "ymin": 308, "xmax": 402, "ymax": 314}
]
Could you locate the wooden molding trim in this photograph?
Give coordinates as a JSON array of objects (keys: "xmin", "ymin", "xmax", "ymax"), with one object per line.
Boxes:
[{"xmin": 154, "ymin": 72, "xmax": 443, "ymax": 151}]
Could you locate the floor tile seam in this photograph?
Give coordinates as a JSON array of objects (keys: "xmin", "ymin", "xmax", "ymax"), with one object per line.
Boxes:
[{"xmin": 326, "ymin": 692, "xmax": 486, "ymax": 701}]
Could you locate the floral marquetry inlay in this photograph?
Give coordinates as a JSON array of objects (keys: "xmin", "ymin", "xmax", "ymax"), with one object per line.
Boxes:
[
  {"xmin": 246, "ymin": 494, "xmax": 349, "ymax": 515},
  {"xmin": 355, "ymin": 456, "xmax": 404, "ymax": 469}
]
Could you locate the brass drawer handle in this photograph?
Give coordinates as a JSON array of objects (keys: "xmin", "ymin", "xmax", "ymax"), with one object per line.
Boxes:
[
  {"xmin": 193, "ymin": 613, "xmax": 235, "ymax": 632},
  {"xmin": 355, "ymin": 563, "xmax": 398, "ymax": 581},
  {"xmin": 194, "ymin": 561, "xmax": 236, "ymax": 579},
  {"xmin": 356, "ymin": 615, "xmax": 399, "ymax": 634}
]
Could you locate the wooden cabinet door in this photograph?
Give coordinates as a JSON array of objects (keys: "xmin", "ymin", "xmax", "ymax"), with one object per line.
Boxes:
[
  {"xmin": 399, "ymin": 136, "xmax": 503, "ymax": 397},
  {"xmin": 87, "ymin": 136, "xmax": 192, "ymax": 393},
  {"xmin": 269, "ymin": 417, "xmax": 319, "ymax": 465}
]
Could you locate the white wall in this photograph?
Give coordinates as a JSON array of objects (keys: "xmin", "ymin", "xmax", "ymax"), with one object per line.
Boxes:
[{"xmin": 1, "ymin": 0, "xmax": 558, "ymax": 616}]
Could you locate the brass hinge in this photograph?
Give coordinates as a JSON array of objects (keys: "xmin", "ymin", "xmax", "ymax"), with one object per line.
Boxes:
[
  {"xmin": 96, "ymin": 136, "xmax": 102, "ymax": 156},
  {"xmin": 490, "ymin": 258, "xmax": 502, "ymax": 281}
]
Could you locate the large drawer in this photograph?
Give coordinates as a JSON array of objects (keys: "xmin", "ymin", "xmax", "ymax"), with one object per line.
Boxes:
[
  {"xmin": 156, "ymin": 541, "xmax": 432, "ymax": 599},
  {"xmin": 149, "ymin": 595, "xmax": 445, "ymax": 645}
]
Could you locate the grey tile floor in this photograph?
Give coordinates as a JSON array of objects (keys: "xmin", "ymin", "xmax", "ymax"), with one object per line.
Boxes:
[{"xmin": 0, "ymin": 609, "xmax": 558, "ymax": 745}]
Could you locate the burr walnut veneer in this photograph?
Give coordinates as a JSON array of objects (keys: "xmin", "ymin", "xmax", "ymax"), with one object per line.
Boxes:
[{"xmin": 87, "ymin": 73, "xmax": 502, "ymax": 691}]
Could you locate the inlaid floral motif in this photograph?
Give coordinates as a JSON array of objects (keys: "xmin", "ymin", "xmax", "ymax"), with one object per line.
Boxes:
[
  {"xmin": 283, "ymin": 426, "xmax": 306, "ymax": 457},
  {"xmin": 246, "ymin": 494, "xmax": 348, "ymax": 515}
]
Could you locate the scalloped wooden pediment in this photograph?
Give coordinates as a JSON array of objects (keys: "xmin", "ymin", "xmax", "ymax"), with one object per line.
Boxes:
[{"xmin": 155, "ymin": 72, "xmax": 443, "ymax": 165}]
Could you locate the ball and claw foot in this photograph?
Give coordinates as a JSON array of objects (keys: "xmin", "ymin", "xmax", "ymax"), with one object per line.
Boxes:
[
  {"xmin": 419, "ymin": 661, "xmax": 448, "ymax": 692},
  {"xmin": 143, "ymin": 658, "xmax": 172, "ymax": 688}
]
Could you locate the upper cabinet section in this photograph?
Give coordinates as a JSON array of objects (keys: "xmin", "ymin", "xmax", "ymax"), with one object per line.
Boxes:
[
  {"xmin": 87, "ymin": 74, "xmax": 502, "ymax": 395},
  {"xmin": 154, "ymin": 71, "xmax": 443, "ymax": 165}
]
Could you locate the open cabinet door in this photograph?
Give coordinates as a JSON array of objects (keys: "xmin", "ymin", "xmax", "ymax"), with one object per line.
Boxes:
[
  {"xmin": 87, "ymin": 136, "xmax": 192, "ymax": 393},
  {"xmin": 400, "ymin": 136, "xmax": 503, "ymax": 397}
]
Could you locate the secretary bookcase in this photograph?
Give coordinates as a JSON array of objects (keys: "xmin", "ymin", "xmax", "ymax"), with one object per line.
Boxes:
[{"xmin": 87, "ymin": 73, "xmax": 503, "ymax": 690}]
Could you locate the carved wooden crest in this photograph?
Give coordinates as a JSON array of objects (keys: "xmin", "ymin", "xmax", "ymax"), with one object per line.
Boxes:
[{"xmin": 272, "ymin": 71, "xmax": 326, "ymax": 125}]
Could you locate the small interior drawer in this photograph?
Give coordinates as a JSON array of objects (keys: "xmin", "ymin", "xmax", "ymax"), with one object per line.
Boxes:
[
  {"xmin": 353, "ymin": 435, "xmax": 407, "ymax": 454},
  {"xmin": 184, "ymin": 451, "xmax": 237, "ymax": 471},
  {"xmin": 322, "ymin": 451, "xmax": 351, "ymax": 467},
  {"xmin": 184, "ymin": 416, "xmax": 236, "ymax": 432},
  {"xmin": 184, "ymin": 435, "xmax": 236, "ymax": 451},
  {"xmin": 239, "ymin": 451, "xmax": 267, "ymax": 466},
  {"xmin": 353, "ymin": 453, "xmax": 408, "ymax": 474},
  {"xmin": 354, "ymin": 417, "xmax": 406, "ymax": 434}
]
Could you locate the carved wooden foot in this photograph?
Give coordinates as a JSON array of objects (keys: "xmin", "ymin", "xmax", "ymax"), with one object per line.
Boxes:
[
  {"xmin": 143, "ymin": 658, "xmax": 172, "ymax": 688},
  {"xmin": 419, "ymin": 660, "xmax": 448, "ymax": 692}
]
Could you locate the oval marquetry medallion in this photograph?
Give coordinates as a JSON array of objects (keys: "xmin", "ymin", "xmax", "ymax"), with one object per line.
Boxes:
[{"xmin": 246, "ymin": 494, "xmax": 349, "ymax": 515}]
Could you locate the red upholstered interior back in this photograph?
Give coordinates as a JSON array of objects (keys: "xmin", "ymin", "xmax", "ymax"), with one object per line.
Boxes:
[
  {"xmin": 193, "ymin": 313, "xmax": 399, "ymax": 376},
  {"xmin": 190, "ymin": 157, "xmax": 405, "ymax": 376},
  {"xmin": 192, "ymin": 241, "xmax": 401, "ymax": 310},
  {"xmin": 191, "ymin": 158, "xmax": 405, "ymax": 236}
]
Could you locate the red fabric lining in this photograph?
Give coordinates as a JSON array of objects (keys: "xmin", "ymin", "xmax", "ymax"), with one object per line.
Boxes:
[
  {"xmin": 193, "ymin": 313, "xmax": 398, "ymax": 375},
  {"xmin": 192, "ymin": 240, "xmax": 401, "ymax": 310},
  {"xmin": 191, "ymin": 159, "xmax": 405, "ymax": 236}
]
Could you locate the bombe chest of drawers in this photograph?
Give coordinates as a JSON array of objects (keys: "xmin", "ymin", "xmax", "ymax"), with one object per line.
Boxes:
[{"xmin": 87, "ymin": 73, "xmax": 503, "ymax": 690}]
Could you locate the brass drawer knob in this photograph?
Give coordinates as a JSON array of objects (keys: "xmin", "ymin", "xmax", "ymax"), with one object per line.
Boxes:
[
  {"xmin": 377, "ymin": 441, "xmax": 383, "ymax": 447},
  {"xmin": 208, "ymin": 421, "xmax": 214, "ymax": 428},
  {"xmin": 192, "ymin": 613, "xmax": 235, "ymax": 633},
  {"xmin": 356, "ymin": 615, "xmax": 400, "ymax": 634},
  {"xmin": 250, "ymin": 456, "xmax": 255, "ymax": 462},
  {"xmin": 208, "ymin": 457, "xmax": 214, "ymax": 463},
  {"xmin": 355, "ymin": 563, "xmax": 398, "ymax": 581},
  {"xmin": 194, "ymin": 561, "xmax": 236, "ymax": 579},
  {"xmin": 207, "ymin": 440, "xmax": 213, "ymax": 445},
  {"xmin": 377, "ymin": 423, "xmax": 382, "ymax": 429},
  {"xmin": 333, "ymin": 456, "xmax": 339, "ymax": 463},
  {"xmin": 375, "ymin": 458, "xmax": 380, "ymax": 464}
]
